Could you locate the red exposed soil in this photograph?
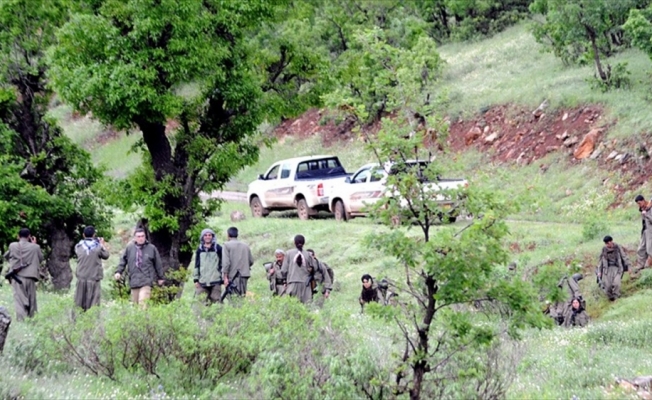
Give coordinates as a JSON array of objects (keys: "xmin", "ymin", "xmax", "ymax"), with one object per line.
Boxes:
[{"xmin": 272, "ymin": 105, "xmax": 652, "ymax": 199}]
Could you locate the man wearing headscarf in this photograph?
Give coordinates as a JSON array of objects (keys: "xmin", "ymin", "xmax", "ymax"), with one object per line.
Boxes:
[
  {"xmin": 281, "ymin": 234, "xmax": 321, "ymax": 304},
  {"xmin": 597, "ymin": 235, "xmax": 630, "ymax": 301},
  {"xmin": 265, "ymin": 249, "xmax": 286, "ymax": 296},
  {"xmin": 74, "ymin": 226, "xmax": 110, "ymax": 311},
  {"xmin": 193, "ymin": 228, "xmax": 223, "ymax": 304}
]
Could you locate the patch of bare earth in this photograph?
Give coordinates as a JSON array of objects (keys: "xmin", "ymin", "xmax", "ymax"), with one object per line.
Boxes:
[{"xmin": 274, "ymin": 105, "xmax": 652, "ymax": 202}]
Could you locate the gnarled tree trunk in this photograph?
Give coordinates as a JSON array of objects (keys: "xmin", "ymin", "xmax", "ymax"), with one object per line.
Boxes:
[{"xmin": 46, "ymin": 226, "xmax": 73, "ymax": 290}]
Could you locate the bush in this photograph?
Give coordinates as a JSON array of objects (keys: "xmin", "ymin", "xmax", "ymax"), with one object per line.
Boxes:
[{"xmin": 30, "ymin": 296, "xmax": 392, "ymax": 398}]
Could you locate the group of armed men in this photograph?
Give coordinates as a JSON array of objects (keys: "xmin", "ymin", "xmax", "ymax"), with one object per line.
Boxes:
[
  {"xmin": 2, "ymin": 225, "xmax": 339, "ymax": 322},
  {"xmin": 3, "ymin": 193, "xmax": 652, "ymax": 323},
  {"xmin": 545, "ymin": 194, "xmax": 652, "ymax": 328}
]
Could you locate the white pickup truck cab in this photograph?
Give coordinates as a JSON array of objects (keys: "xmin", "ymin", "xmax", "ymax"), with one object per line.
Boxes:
[
  {"xmin": 247, "ymin": 155, "xmax": 350, "ymax": 220},
  {"xmin": 329, "ymin": 160, "xmax": 468, "ymax": 222}
]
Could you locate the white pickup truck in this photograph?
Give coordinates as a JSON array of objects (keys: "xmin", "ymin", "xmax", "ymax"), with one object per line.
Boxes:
[
  {"xmin": 328, "ymin": 160, "xmax": 468, "ymax": 222},
  {"xmin": 247, "ymin": 155, "xmax": 351, "ymax": 220}
]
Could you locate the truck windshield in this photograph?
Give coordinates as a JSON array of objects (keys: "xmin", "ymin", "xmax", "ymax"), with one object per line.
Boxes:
[{"xmin": 296, "ymin": 158, "xmax": 346, "ymax": 180}]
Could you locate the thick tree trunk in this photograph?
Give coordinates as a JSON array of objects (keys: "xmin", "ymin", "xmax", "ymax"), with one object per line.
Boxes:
[
  {"xmin": 46, "ymin": 226, "xmax": 73, "ymax": 290},
  {"xmin": 136, "ymin": 120, "xmax": 195, "ymax": 274}
]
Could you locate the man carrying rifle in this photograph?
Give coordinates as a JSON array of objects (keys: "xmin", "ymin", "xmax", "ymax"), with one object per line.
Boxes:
[
  {"xmin": 3, "ymin": 228, "xmax": 43, "ymax": 321},
  {"xmin": 264, "ymin": 249, "xmax": 286, "ymax": 296},
  {"xmin": 306, "ymin": 249, "xmax": 332, "ymax": 305},
  {"xmin": 597, "ymin": 235, "xmax": 630, "ymax": 301},
  {"xmin": 222, "ymin": 227, "xmax": 254, "ymax": 298}
]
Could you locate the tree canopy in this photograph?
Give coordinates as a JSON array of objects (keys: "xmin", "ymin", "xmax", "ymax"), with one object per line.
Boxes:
[
  {"xmin": 50, "ymin": 0, "xmax": 327, "ymax": 273},
  {"xmin": 0, "ymin": 0, "xmax": 112, "ymax": 289}
]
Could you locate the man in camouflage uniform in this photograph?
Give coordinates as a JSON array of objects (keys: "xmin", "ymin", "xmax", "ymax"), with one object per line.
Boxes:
[
  {"xmin": 265, "ymin": 249, "xmax": 286, "ymax": 296},
  {"xmin": 635, "ymin": 194, "xmax": 652, "ymax": 272},
  {"xmin": 74, "ymin": 226, "xmax": 110, "ymax": 311},
  {"xmin": 222, "ymin": 226, "xmax": 254, "ymax": 297},
  {"xmin": 4, "ymin": 228, "xmax": 44, "ymax": 321},
  {"xmin": 598, "ymin": 235, "xmax": 630, "ymax": 301},
  {"xmin": 306, "ymin": 249, "xmax": 332, "ymax": 303}
]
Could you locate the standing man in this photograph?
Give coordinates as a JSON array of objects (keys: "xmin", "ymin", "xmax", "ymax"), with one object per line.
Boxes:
[
  {"xmin": 114, "ymin": 228, "xmax": 164, "ymax": 306},
  {"xmin": 3, "ymin": 228, "xmax": 43, "ymax": 321},
  {"xmin": 306, "ymin": 249, "xmax": 332, "ymax": 301},
  {"xmin": 74, "ymin": 226, "xmax": 110, "ymax": 311},
  {"xmin": 222, "ymin": 227, "xmax": 254, "ymax": 297},
  {"xmin": 598, "ymin": 235, "xmax": 630, "ymax": 301},
  {"xmin": 635, "ymin": 194, "xmax": 652, "ymax": 271},
  {"xmin": 193, "ymin": 228, "xmax": 223, "ymax": 304},
  {"xmin": 265, "ymin": 249, "xmax": 286, "ymax": 296}
]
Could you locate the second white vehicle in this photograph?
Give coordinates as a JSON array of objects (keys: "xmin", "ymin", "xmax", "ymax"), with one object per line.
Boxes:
[{"xmin": 329, "ymin": 160, "xmax": 468, "ymax": 222}]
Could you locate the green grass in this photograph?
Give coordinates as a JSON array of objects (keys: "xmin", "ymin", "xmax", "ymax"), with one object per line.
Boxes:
[
  {"xmin": 0, "ymin": 199, "xmax": 649, "ymax": 398},
  {"xmin": 436, "ymin": 22, "xmax": 652, "ymax": 139}
]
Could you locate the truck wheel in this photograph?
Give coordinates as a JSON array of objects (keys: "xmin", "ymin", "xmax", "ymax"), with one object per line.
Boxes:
[
  {"xmin": 297, "ymin": 198, "xmax": 310, "ymax": 220},
  {"xmin": 250, "ymin": 196, "xmax": 268, "ymax": 218},
  {"xmin": 334, "ymin": 200, "xmax": 348, "ymax": 222}
]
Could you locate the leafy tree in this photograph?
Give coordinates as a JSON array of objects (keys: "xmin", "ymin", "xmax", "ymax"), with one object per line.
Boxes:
[
  {"xmin": 417, "ymin": 0, "xmax": 533, "ymax": 42},
  {"xmin": 49, "ymin": 0, "xmax": 326, "ymax": 273},
  {"xmin": 0, "ymin": 0, "xmax": 112, "ymax": 289},
  {"xmin": 624, "ymin": 5, "xmax": 652, "ymax": 60},
  {"xmin": 324, "ymin": 27, "xmax": 443, "ymax": 124},
  {"xmin": 530, "ymin": 0, "xmax": 649, "ymax": 88},
  {"xmin": 327, "ymin": 30, "xmax": 546, "ymax": 399}
]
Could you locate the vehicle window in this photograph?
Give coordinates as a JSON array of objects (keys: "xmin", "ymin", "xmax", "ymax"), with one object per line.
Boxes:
[
  {"xmin": 280, "ymin": 164, "xmax": 291, "ymax": 179},
  {"xmin": 370, "ymin": 169, "xmax": 384, "ymax": 182},
  {"xmin": 352, "ymin": 169, "xmax": 370, "ymax": 184},
  {"xmin": 266, "ymin": 165, "xmax": 280, "ymax": 180},
  {"xmin": 296, "ymin": 157, "xmax": 346, "ymax": 179}
]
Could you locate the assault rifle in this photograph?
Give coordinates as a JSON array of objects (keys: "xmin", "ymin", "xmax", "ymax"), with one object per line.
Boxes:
[
  {"xmin": 220, "ymin": 271, "xmax": 241, "ymax": 302},
  {"xmin": 4, "ymin": 265, "xmax": 26, "ymax": 285}
]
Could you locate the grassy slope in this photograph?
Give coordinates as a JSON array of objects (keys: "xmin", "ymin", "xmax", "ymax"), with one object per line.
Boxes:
[
  {"xmin": 436, "ymin": 23, "xmax": 652, "ymax": 139},
  {"xmin": 29, "ymin": 20, "xmax": 652, "ymax": 398}
]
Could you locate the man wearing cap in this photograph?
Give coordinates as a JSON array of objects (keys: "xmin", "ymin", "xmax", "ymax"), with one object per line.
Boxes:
[
  {"xmin": 598, "ymin": 235, "xmax": 630, "ymax": 301},
  {"xmin": 635, "ymin": 194, "xmax": 652, "ymax": 271},
  {"xmin": 74, "ymin": 226, "xmax": 110, "ymax": 311},
  {"xmin": 265, "ymin": 249, "xmax": 286, "ymax": 296},
  {"xmin": 193, "ymin": 228, "xmax": 223, "ymax": 304}
]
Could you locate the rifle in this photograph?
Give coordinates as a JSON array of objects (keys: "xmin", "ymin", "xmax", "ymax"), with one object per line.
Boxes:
[
  {"xmin": 220, "ymin": 271, "xmax": 241, "ymax": 302},
  {"xmin": 4, "ymin": 268, "xmax": 23, "ymax": 285}
]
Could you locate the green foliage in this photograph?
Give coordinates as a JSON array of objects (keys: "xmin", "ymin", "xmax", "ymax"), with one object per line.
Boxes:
[
  {"xmin": 587, "ymin": 61, "xmax": 632, "ymax": 92},
  {"xmin": 530, "ymin": 0, "xmax": 647, "ymax": 88},
  {"xmin": 0, "ymin": 0, "xmax": 112, "ymax": 264},
  {"xmin": 418, "ymin": 0, "xmax": 533, "ymax": 42},
  {"xmin": 624, "ymin": 4, "xmax": 652, "ymax": 90},
  {"xmin": 49, "ymin": 0, "xmax": 329, "ymax": 269}
]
